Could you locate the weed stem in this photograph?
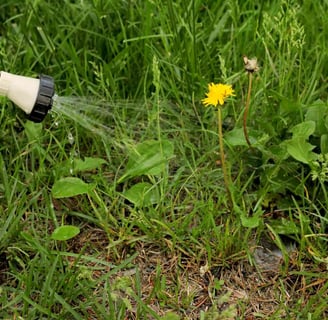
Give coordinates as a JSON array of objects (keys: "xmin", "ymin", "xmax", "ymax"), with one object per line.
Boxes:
[
  {"xmin": 217, "ymin": 107, "xmax": 232, "ymax": 206},
  {"xmin": 243, "ymin": 72, "xmax": 253, "ymax": 147}
]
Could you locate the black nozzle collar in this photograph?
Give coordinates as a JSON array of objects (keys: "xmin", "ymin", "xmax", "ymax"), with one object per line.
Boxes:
[{"xmin": 28, "ymin": 74, "xmax": 55, "ymax": 123}]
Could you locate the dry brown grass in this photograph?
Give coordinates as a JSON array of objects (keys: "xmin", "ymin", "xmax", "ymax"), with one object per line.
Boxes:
[{"xmin": 64, "ymin": 228, "xmax": 328, "ymax": 319}]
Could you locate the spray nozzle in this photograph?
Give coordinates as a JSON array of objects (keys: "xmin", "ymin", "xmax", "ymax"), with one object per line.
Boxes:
[{"xmin": 0, "ymin": 71, "xmax": 55, "ymax": 123}]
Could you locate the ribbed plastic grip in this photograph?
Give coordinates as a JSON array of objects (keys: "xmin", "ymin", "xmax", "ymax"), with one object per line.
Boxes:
[{"xmin": 28, "ymin": 74, "xmax": 55, "ymax": 123}]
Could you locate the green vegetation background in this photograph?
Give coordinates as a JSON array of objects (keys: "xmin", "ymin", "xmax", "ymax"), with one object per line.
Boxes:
[{"xmin": 0, "ymin": 0, "xmax": 327, "ymax": 319}]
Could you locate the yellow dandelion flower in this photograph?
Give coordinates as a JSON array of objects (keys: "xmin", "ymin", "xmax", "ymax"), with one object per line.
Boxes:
[{"xmin": 202, "ymin": 83, "xmax": 235, "ymax": 107}]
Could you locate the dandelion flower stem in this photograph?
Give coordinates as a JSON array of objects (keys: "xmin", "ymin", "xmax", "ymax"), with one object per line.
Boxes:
[
  {"xmin": 217, "ymin": 107, "xmax": 232, "ymax": 205},
  {"xmin": 243, "ymin": 72, "xmax": 253, "ymax": 147},
  {"xmin": 202, "ymin": 82, "xmax": 235, "ymax": 207}
]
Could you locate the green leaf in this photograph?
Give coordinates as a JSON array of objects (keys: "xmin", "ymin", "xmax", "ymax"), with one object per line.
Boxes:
[
  {"xmin": 305, "ymin": 100, "xmax": 328, "ymax": 136},
  {"xmin": 51, "ymin": 225, "xmax": 80, "ymax": 241},
  {"xmin": 321, "ymin": 134, "xmax": 328, "ymax": 154},
  {"xmin": 325, "ymin": 115, "xmax": 328, "ymax": 131},
  {"xmin": 73, "ymin": 157, "xmax": 107, "ymax": 172},
  {"xmin": 119, "ymin": 139, "xmax": 174, "ymax": 182},
  {"xmin": 234, "ymin": 205, "xmax": 262, "ymax": 228},
  {"xmin": 240, "ymin": 214, "xmax": 260, "ymax": 228},
  {"xmin": 225, "ymin": 128, "xmax": 249, "ymax": 146},
  {"xmin": 52, "ymin": 177, "xmax": 94, "ymax": 198},
  {"xmin": 123, "ymin": 182, "xmax": 160, "ymax": 207},
  {"xmin": 284, "ymin": 121, "xmax": 317, "ymax": 164},
  {"xmin": 268, "ymin": 218, "xmax": 299, "ymax": 235},
  {"xmin": 285, "ymin": 137, "xmax": 316, "ymax": 164},
  {"xmin": 289, "ymin": 120, "xmax": 315, "ymax": 138}
]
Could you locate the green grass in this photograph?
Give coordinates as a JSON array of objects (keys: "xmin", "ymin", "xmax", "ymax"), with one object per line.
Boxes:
[{"xmin": 1, "ymin": 0, "xmax": 328, "ymax": 319}]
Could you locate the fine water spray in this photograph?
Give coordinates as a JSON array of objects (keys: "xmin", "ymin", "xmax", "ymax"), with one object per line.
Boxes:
[
  {"xmin": 0, "ymin": 71, "xmax": 134, "ymax": 137},
  {"xmin": 0, "ymin": 71, "xmax": 55, "ymax": 123}
]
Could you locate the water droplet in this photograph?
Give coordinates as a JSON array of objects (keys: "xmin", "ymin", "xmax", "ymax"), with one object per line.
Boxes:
[{"xmin": 68, "ymin": 132, "xmax": 74, "ymax": 144}]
